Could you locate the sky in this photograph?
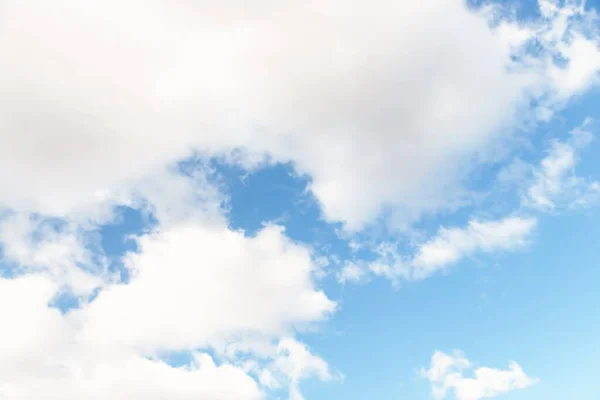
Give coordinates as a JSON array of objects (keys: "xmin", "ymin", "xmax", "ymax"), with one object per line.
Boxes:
[{"xmin": 0, "ymin": 0, "xmax": 600, "ymax": 399}]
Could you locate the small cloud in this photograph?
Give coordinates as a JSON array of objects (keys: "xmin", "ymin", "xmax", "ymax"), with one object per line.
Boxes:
[
  {"xmin": 421, "ymin": 350, "xmax": 538, "ymax": 400},
  {"xmin": 336, "ymin": 262, "xmax": 367, "ymax": 284},
  {"xmin": 525, "ymin": 118, "xmax": 599, "ymax": 211}
]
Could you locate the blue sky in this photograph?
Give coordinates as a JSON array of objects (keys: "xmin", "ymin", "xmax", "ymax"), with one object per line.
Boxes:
[{"xmin": 1, "ymin": 0, "xmax": 600, "ymax": 399}]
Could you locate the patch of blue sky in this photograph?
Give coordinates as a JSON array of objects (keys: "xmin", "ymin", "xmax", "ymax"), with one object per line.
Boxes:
[{"xmin": 99, "ymin": 205, "xmax": 149, "ymax": 277}]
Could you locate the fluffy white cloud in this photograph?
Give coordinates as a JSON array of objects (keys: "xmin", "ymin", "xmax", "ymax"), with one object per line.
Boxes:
[
  {"xmin": 422, "ymin": 351, "xmax": 538, "ymax": 400},
  {"xmin": 81, "ymin": 223, "xmax": 335, "ymax": 352},
  {"xmin": 0, "ymin": 274, "xmax": 262, "ymax": 400},
  {"xmin": 1, "ymin": 0, "xmax": 599, "ymax": 230},
  {"xmin": 0, "ymin": 217, "xmax": 335, "ymax": 399},
  {"xmin": 526, "ymin": 118, "xmax": 599, "ymax": 210},
  {"xmin": 369, "ymin": 216, "xmax": 537, "ymax": 282}
]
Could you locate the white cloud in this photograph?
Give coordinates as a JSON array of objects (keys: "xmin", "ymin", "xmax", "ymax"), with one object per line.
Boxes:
[
  {"xmin": 548, "ymin": 33, "xmax": 600, "ymax": 98},
  {"xmin": 0, "ymin": 213, "xmax": 105, "ymax": 296},
  {"xmin": 528, "ymin": 140, "xmax": 577, "ymax": 209},
  {"xmin": 526, "ymin": 118, "xmax": 599, "ymax": 210},
  {"xmin": 370, "ymin": 216, "xmax": 537, "ymax": 282},
  {"xmin": 422, "ymin": 351, "xmax": 538, "ymax": 400},
  {"xmin": 81, "ymin": 223, "xmax": 335, "ymax": 352},
  {"xmin": 131, "ymin": 165, "xmax": 226, "ymax": 227},
  {"xmin": 412, "ymin": 217, "xmax": 537, "ymax": 276},
  {"xmin": 0, "ymin": 274, "xmax": 264, "ymax": 400},
  {"xmin": 0, "ymin": 219, "xmax": 335, "ymax": 399},
  {"xmin": 539, "ymin": 1, "xmax": 600, "ymax": 102},
  {"xmin": 269, "ymin": 338, "xmax": 337, "ymax": 400},
  {"xmin": 0, "ymin": 1, "xmax": 599, "ymax": 230},
  {"xmin": 337, "ymin": 262, "xmax": 366, "ymax": 284}
]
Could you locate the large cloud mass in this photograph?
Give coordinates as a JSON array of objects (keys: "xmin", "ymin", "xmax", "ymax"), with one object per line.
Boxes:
[
  {"xmin": 0, "ymin": 220, "xmax": 335, "ymax": 399},
  {"xmin": 1, "ymin": 0, "xmax": 597, "ymax": 228}
]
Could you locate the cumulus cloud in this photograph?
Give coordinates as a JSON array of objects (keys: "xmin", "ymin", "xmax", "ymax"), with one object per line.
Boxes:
[
  {"xmin": 422, "ymin": 351, "xmax": 538, "ymax": 400},
  {"xmin": 81, "ymin": 223, "xmax": 335, "ymax": 352},
  {"xmin": 0, "ymin": 216, "xmax": 335, "ymax": 399},
  {"xmin": 1, "ymin": 0, "xmax": 599, "ymax": 230},
  {"xmin": 0, "ymin": 274, "xmax": 264, "ymax": 400}
]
